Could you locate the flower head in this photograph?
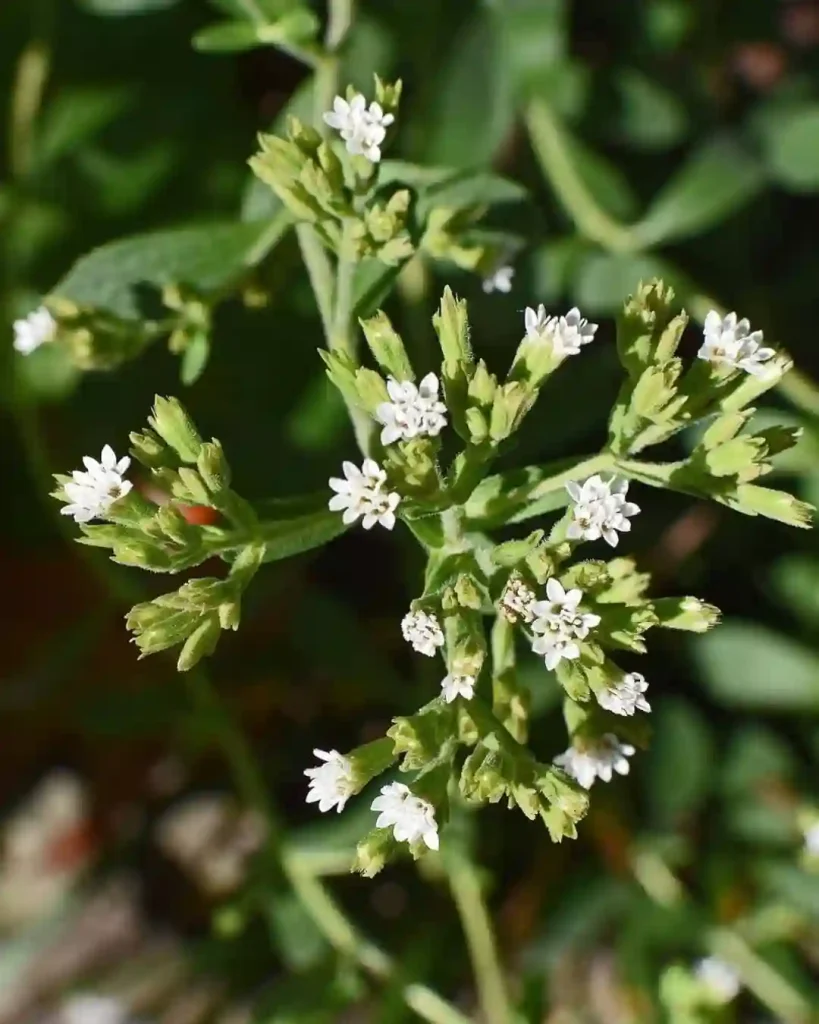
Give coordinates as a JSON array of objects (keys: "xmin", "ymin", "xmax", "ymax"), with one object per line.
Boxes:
[
  {"xmin": 328, "ymin": 458, "xmax": 400, "ymax": 530},
  {"xmin": 698, "ymin": 310, "xmax": 776, "ymax": 378},
  {"xmin": 554, "ymin": 734, "xmax": 635, "ymax": 789},
  {"xmin": 60, "ymin": 445, "xmax": 133, "ymax": 524},
  {"xmin": 371, "ymin": 781, "xmax": 439, "ymax": 850},
  {"xmin": 499, "ymin": 575, "xmax": 536, "ymax": 624},
  {"xmin": 375, "ymin": 373, "xmax": 447, "ymax": 445},
  {"xmin": 401, "ymin": 609, "xmax": 444, "ymax": 657},
  {"xmin": 482, "ymin": 265, "xmax": 515, "ymax": 294},
  {"xmin": 552, "ymin": 307, "xmax": 597, "ymax": 355},
  {"xmin": 524, "ymin": 304, "xmax": 554, "ymax": 340},
  {"xmin": 304, "ymin": 749, "xmax": 355, "ymax": 814},
  {"xmin": 531, "ymin": 578, "xmax": 600, "ymax": 670},
  {"xmin": 566, "ymin": 475, "xmax": 640, "ymax": 548},
  {"xmin": 13, "ymin": 306, "xmax": 57, "ymax": 355},
  {"xmin": 440, "ymin": 673, "xmax": 476, "ymax": 703},
  {"xmin": 597, "ymin": 672, "xmax": 651, "ymax": 716},
  {"xmin": 694, "ymin": 957, "xmax": 741, "ymax": 1003},
  {"xmin": 323, "ymin": 93, "xmax": 394, "ymax": 163}
]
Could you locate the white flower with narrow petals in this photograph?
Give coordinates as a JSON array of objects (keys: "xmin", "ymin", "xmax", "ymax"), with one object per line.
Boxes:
[
  {"xmin": 401, "ymin": 609, "xmax": 444, "ymax": 657},
  {"xmin": 566, "ymin": 475, "xmax": 640, "ymax": 548},
  {"xmin": 375, "ymin": 373, "xmax": 447, "ymax": 445},
  {"xmin": 597, "ymin": 672, "xmax": 650, "ymax": 716},
  {"xmin": 524, "ymin": 304, "xmax": 555, "ymax": 340},
  {"xmin": 532, "ymin": 628, "xmax": 581, "ymax": 670},
  {"xmin": 322, "ymin": 93, "xmax": 394, "ymax": 163},
  {"xmin": 482, "ymin": 265, "xmax": 515, "ymax": 294},
  {"xmin": 554, "ymin": 734, "xmax": 635, "ymax": 789},
  {"xmin": 551, "ymin": 306, "xmax": 597, "ymax": 355},
  {"xmin": 499, "ymin": 575, "xmax": 536, "ymax": 624},
  {"xmin": 60, "ymin": 445, "xmax": 133, "ymax": 524},
  {"xmin": 328, "ymin": 458, "xmax": 400, "ymax": 530},
  {"xmin": 440, "ymin": 673, "xmax": 475, "ymax": 703},
  {"xmin": 695, "ymin": 957, "xmax": 741, "ymax": 1003},
  {"xmin": 698, "ymin": 310, "xmax": 776, "ymax": 378},
  {"xmin": 371, "ymin": 781, "xmax": 439, "ymax": 850},
  {"xmin": 304, "ymin": 749, "xmax": 355, "ymax": 814},
  {"xmin": 532, "ymin": 578, "xmax": 601, "ymax": 638},
  {"xmin": 13, "ymin": 306, "xmax": 57, "ymax": 355}
]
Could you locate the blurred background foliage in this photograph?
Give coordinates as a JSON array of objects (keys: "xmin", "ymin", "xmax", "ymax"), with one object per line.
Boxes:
[{"xmin": 4, "ymin": 0, "xmax": 819, "ymax": 1021}]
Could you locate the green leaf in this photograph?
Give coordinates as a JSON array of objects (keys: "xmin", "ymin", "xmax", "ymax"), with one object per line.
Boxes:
[
  {"xmin": 193, "ymin": 10, "xmax": 318, "ymax": 53},
  {"xmin": 562, "ymin": 134, "xmax": 640, "ymax": 221},
  {"xmin": 636, "ymin": 137, "xmax": 765, "ymax": 246},
  {"xmin": 51, "ymin": 222, "xmax": 270, "ymax": 318},
  {"xmin": 769, "ymin": 555, "xmax": 819, "ymax": 628},
  {"xmin": 255, "ymin": 507, "xmax": 349, "ymax": 564},
  {"xmin": 573, "ymin": 251, "xmax": 678, "ymax": 315},
  {"xmin": 695, "ymin": 622, "xmax": 819, "ymax": 710},
  {"xmin": 610, "ymin": 69, "xmax": 688, "ymax": 151},
  {"xmin": 646, "ymin": 699, "xmax": 714, "ymax": 826},
  {"xmin": 423, "ymin": 14, "xmax": 515, "ymax": 168},
  {"xmin": 35, "ymin": 87, "xmax": 135, "ymax": 168},
  {"xmin": 761, "ymin": 103, "xmax": 819, "ymax": 192},
  {"xmin": 77, "ymin": 0, "xmax": 180, "ymax": 13}
]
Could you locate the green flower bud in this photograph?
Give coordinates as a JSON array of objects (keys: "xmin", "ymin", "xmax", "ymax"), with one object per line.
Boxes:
[
  {"xmin": 433, "ymin": 286, "xmax": 473, "ymax": 375},
  {"xmin": 149, "ymin": 396, "xmax": 203, "ymax": 463},
  {"xmin": 130, "ymin": 428, "xmax": 175, "ymax": 470},
  {"xmin": 491, "ymin": 531, "xmax": 544, "ymax": 569},
  {"xmin": 173, "ymin": 467, "xmax": 212, "ymax": 506},
  {"xmin": 353, "ymin": 828, "xmax": 398, "ymax": 878},
  {"xmin": 198, "ymin": 440, "xmax": 232, "ymax": 494},
  {"xmin": 177, "ymin": 615, "xmax": 221, "ymax": 672},
  {"xmin": 652, "ymin": 596, "xmax": 721, "ymax": 633},
  {"xmin": 359, "ymin": 310, "xmax": 414, "ymax": 381},
  {"xmin": 349, "ymin": 737, "xmax": 396, "ymax": 789},
  {"xmin": 388, "ymin": 702, "xmax": 456, "ymax": 770}
]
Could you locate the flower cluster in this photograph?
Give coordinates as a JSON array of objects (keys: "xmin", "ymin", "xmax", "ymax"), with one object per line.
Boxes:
[
  {"xmin": 524, "ymin": 304, "xmax": 598, "ymax": 356},
  {"xmin": 597, "ymin": 671, "xmax": 651, "ymax": 716},
  {"xmin": 376, "ymin": 373, "xmax": 447, "ymax": 445},
  {"xmin": 328, "ymin": 459, "xmax": 400, "ymax": 530},
  {"xmin": 371, "ymin": 782, "xmax": 439, "ymax": 850},
  {"xmin": 13, "ymin": 305, "xmax": 57, "ymax": 355},
  {"xmin": 304, "ymin": 749, "xmax": 355, "ymax": 814},
  {"xmin": 530, "ymin": 578, "xmax": 601, "ymax": 671},
  {"xmin": 323, "ymin": 92, "xmax": 394, "ymax": 163},
  {"xmin": 499, "ymin": 575, "xmax": 536, "ymax": 624},
  {"xmin": 555, "ymin": 735, "xmax": 636, "ymax": 790},
  {"xmin": 698, "ymin": 310, "xmax": 775, "ymax": 377},
  {"xmin": 440, "ymin": 673, "xmax": 476, "ymax": 703},
  {"xmin": 59, "ymin": 446, "xmax": 133, "ymax": 524},
  {"xmin": 401, "ymin": 609, "xmax": 445, "ymax": 656},
  {"xmin": 566, "ymin": 475, "xmax": 640, "ymax": 548}
]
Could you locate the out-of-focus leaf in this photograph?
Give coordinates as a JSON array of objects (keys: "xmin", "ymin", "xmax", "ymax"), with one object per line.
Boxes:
[
  {"xmin": 721, "ymin": 726, "xmax": 796, "ymax": 796},
  {"xmin": 423, "ymin": 13, "xmax": 515, "ymax": 168},
  {"xmin": 180, "ymin": 332, "xmax": 210, "ymax": 385},
  {"xmin": 635, "ymin": 137, "xmax": 766, "ymax": 246},
  {"xmin": 193, "ymin": 9, "xmax": 319, "ymax": 54},
  {"xmin": 287, "ymin": 375, "xmax": 349, "ymax": 452},
  {"xmin": 563, "ymin": 134, "xmax": 641, "ymax": 221},
  {"xmin": 695, "ymin": 622, "xmax": 819, "ymax": 710},
  {"xmin": 761, "ymin": 103, "xmax": 819, "ymax": 192},
  {"xmin": 77, "ymin": 0, "xmax": 180, "ymax": 13},
  {"xmin": 610, "ymin": 69, "xmax": 689, "ymax": 150},
  {"xmin": 758, "ymin": 863, "xmax": 819, "ymax": 919},
  {"xmin": 75, "ymin": 144, "xmax": 177, "ymax": 215},
  {"xmin": 572, "ymin": 251, "xmax": 677, "ymax": 314},
  {"xmin": 530, "ymin": 237, "xmax": 592, "ymax": 305},
  {"xmin": 769, "ymin": 555, "xmax": 819, "ymax": 628},
  {"xmin": 646, "ymin": 698, "xmax": 714, "ymax": 826},
  {"xmin": 353, "ymin": 259, "xmax": 402, "ymax": 318},
  {"xmin": 51, "ymin": 222, "xmax": 270, "ymax": 318},
  {"xmin": 15, "ymin": 344, "xmax": 80, "ymax": 402},
  {"xmin": 35, "ymin": 87, "xmax": 135, "ymax": 168}
]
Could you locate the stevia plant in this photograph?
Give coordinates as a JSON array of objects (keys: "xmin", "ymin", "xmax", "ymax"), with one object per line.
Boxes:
[
  {"xmin": 9, "ymin": 14, "xmax": 816, "ymax": 1017},
  {"xmin": 34, "ymin": 82, "xmax": 811, "ymax": 873}
]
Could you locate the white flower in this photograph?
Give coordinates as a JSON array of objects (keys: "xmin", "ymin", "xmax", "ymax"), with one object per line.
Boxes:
[
  {"xmin": 803, "ymin": 822, "xmax": 819, "ymax": 856},
  {"xmin": 304, "ymin": 749, "xmax": 355, "ymax": 814},
  {"xmin": 532, "ymin": 628, "xmax": 581, "ymax": 670},
  {"xmin": 401, "ymin": 609, "xmax": 444, "ymax": 657},
  {"xmin": 328, "ymin": 458, "xmax": 401, "ymax": 530},
  {"xmin": 698, "ymin": 310, "xmax": 776, "ymax": 378},
  {"xmin": 499, "ymin": 575, "xmax": 536, "ymax": 624},
  {"xmin": 375, "ymin": 373, "xmax": 447, "ymax": 445},
  {"xmin": 524, "ymin": 303, "xmax": 554, "ymax": 340},
  {"xmin": 552, "ymin": 307, "xmax": 597, "ymax": 355},
  {"xmin": 554, "ymin": 734, "xmax": 635, "ymax": 789},
  {"xmin": 440, "ymin": 673, "xmax": 475, "ymax": 703},
  {"xmin": 60, "ymin": 445, "xmax": 133, "ymax": 524},
  {"xmin": 13, "ymin": 306, "xmax": 57, "ymax": 355},
  {"xmin": 531, "ymin": 578, "xmax": 601, "ymax": 670},
  {"xmin": 597, "ymin": 672, "xmax": 650, "ymax": 716},
  {"xmin": 695, "ymin": 957, "xmax": 741, "ymax": 1003},
  {"xmin": 482, "ymin": 265, "xmax": 515, "ymax": 294},
  {"xmin": 62, "ymin": 996, "xmax": 127, "ymax": 1024},
  {"xmin": 371, "ymin": 782, "xmax": 439, "ymax": 850},
  {"xmin": 566, "ymin": 475, "xmax": 640, "ymax": 548},
  {"xmin": 322, "ymin": 93, "xmax": 394, "ymax": 163}
]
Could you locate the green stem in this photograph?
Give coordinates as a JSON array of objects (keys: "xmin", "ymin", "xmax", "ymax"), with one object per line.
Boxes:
[
  {"xmin": 445, "ymin": 850, "xmax": 514, "ymax": 1024},
  {"xmin": 525, "ymin": 99, "xmax": 637, "ymax": 254},
  {"xmin": 296, "ymin": 223, "xmax": 335, "ymax": 336},
  {"xmin": 8, "ymin": 5, "xmax": 54, "ymax": 179}
]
